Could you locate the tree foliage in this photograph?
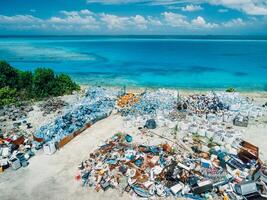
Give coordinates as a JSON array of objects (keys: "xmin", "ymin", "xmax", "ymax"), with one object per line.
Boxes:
[
  {"xmin": 0, "ymin": 61, "xmax": 20, "ymax": 89},
  {"xmin": 33, "ymin": 68, "xmax": 56, "ymax": 98},
  {"xmin": 0, "ymin": 87, "xmax": 17, "ymax": 107},
  {"xmin": 53, "ymin": 74, "xmax": 80, "ymax": 96},
  {"xmin": 18, "ymin": 71, "xmax": 33, "ymax": 90},
  {"xmin": 0, "ymin": 61, "xmax": 80, "ymax": 105}
]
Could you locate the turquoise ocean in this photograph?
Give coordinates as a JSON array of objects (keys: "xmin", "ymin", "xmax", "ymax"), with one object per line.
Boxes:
[{"xmin": 0, "ymin": 35, "xmax": 267, "ymax": 91}]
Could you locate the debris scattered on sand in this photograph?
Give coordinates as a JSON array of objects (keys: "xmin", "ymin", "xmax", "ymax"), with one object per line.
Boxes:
[
  {"xmin": 39, "ymin": 98, "xmax": 69, "ymax": 116},
  {"xmin": 0, "ymin": 128, "xmax": 35, "ymax": 172},
  {"xmin": 0, "ymin": 102, "xmax": 33, "ymax": 130},
  {"xmin": 77, "ymin": 133, "xmax": 267, "ymax": 199}
]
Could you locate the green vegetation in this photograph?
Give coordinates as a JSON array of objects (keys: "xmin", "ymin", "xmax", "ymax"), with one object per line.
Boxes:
[
  {"xmin": 173, "ymin": 124, "xmax": 179, "ymax": 139},
  {"xmin": 0, "ymin": 61, "xmax": 80, "ymax": 106},
  {"xmin": 226, "ymin": 87, "xmax": 236, "ymax": 93},
  {"xmin": 0, "ymin": 87, "xmax": 17, "ymax": 106}
]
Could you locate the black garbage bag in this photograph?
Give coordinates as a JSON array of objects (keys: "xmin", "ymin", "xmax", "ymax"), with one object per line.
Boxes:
[{"xmin": 144, "ymin": 119, "xmax": 157, "ymax": 129}]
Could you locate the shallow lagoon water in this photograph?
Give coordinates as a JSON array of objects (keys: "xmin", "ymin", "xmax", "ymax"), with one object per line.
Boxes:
[{"xmin": 0, "ymin": 36, "xmax": 267, "ymax": 91}]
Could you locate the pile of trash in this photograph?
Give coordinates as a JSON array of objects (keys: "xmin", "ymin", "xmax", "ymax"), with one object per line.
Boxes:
[
  {"xmin": 179, "ymin": 92, "xmax": 266, "ymax": 127},
  {"xmin": 39, "ymin": 98, "xmax": 69, "ymax": 116},
  {"xmin": 215, "ymin": 92, "xmax": 265, "ymax": 118},
  {"xmin": 120, "ymin": 90, "xmax": 266, "ymax": 128},
  {"xmin": 78, "ymin": 133, "xmax": 267, "ymax": 199},
  {"xmin": 178, "ymin": 117, "xmax": 243, "ymax": 151},
  {"xmin": 0, "ymin": 128, "xmax": 35, "ymax": 172},
  {"xmin": 120, "ymin": 89, "xmax": 178, "ymax": 127},
  {"xmin": 84, "ymin": 86, "xmax": 120, "ymax": 104},
  {"xmin": 34, "ymin": 87, "xmax": 119, "ymax": 147},
  {"xmin": 0, "ymin": 102, "xmax": 34, "ymax": 130},
  {"xmin": 184, "ymin": 93, "xmax": 225, "ymax": 115},
  {"xmin": 117, "ymin": 93, "xmax": 140, "ymax": 108},
  {"xmin": 0, "ymin": 102, "xmax": 33, "ymax": 122}
]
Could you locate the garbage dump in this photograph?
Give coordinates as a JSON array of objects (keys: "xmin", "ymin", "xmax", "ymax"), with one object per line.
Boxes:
[
  {"xmin": 39, "ymin": 98, "xmax": 69, "ymax": 116},
  {"xmin": 119, "ymin": 90, "xmax": 266, "ymax": 129},
  {"xmin": 0, "ymin": 128, "xmax": 35, "ymax": 173},
  {"xmin": 34, "ymin": 87, "xmax": 119, "ymax": 151},
  {"xmin": 77, "ymin": 133, "xmax": 267, "ymax": 199},
  {"xmin": 120, "ymin": 89, "xmax": 178, "ymax": 127}
]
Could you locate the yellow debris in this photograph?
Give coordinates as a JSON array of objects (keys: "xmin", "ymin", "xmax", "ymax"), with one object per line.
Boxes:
[{"xmin": 117, "ymin": 93, "xmax": 140, "ymax": 108}]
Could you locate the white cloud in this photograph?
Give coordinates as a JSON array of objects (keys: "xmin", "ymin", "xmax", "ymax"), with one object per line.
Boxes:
[
  {"xmin": 49, "ymin": 10, "xmax": 99, "ymax": 30},
  {"xmin": 86, "ymin": 0, "xmax": 267, "ymax": 16},
  {"xmin": 60, "ymin": 10, "xmax": 79, "ymax": 16},
  {"xmin": 131, "ymin": 15, "xmax": 148, "ymax": 29},
  {"xmin": 100, "ymin": 14, "xmax": 161, "ymax": 30},
  {"xmin": 60, "ymin": 9, "xmax": 94, "ymax": 16},
  {"xmin": 147, "ymin": 16, "xmax": 162, "ymax": 26},
  {"xmin": 0, "ymin": 9, "xmax": 258, "ymax": 33},
  {"xmin": 0, "ymin": 10, "xmax": 99, "ymax": 32},
  {"xmin": 208, "ymin": 0, "xmax": 267, "ymax": 15},
  {"xmin": 162, "ymin": 12, "xmax": 218, "ymax": 29},
  {"xmin": 223, "ymin": 18, "xmax": 246, "ymax": 27},
  {"xmin": 162, "ymin": 12, "xmax": 189, "ymax": 27},
  {"xmin": 100, "ymin": 14, "xmax": 130, "ymax": 29},
  {"xmin": 191, "ymin": 16, "xmax": 219, "ymax": 28},
  {"xmin": 80, "ymin": 9, "xmax": 94, "ymax": 15},
  {"xmin": 182, "ymin": 4, "xmax": 203, "ymax": 12},
  {"xmin": 0, "ymin": 15, "xmax": 42, "ymax": 24},
  {"xmin": 49, "ymin": 15, "xmax": 98, "ymax": 25}
]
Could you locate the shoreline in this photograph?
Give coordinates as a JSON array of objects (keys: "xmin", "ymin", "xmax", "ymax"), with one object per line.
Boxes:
[{"xmin": 80, "ymin": 84, "xmax": 267, "ymax": 98}]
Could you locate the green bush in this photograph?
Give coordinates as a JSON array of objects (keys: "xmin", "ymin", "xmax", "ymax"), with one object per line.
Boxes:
[
  {"xmin": 32, "ymin": 68, "xmax": 55, "ymax": 98},
  {"xmin": 32, "ymin": 68, "xmax": 80, "ymax": 98},
  {"xmin": 0, "ymin": 61, "xmax": 80, "ymax": 105},
  {"xmin": 19, "ymin": 71, "xmax": 33, "ymax": 90},
  {"xmin": 0, "ymin": 61, "xmax": 20, "ymax": 89},
  {"xmin": 53, "ymin": 74, "xmax": 80, "ymax": 96},
  {"xmin": 0, "ymin": 87, "xmax": 17, "ymax": 106},
  {"xmin": 226, "ymin": 87, "xmax": 235, "ymax": 93}
]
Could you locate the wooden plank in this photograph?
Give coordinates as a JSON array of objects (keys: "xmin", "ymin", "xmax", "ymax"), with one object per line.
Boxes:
[
  {"xmin": 58, "ymin": 134, "xmax": 74, "ymax": 149},
  {"xmin": 33, "ymin": 135, "xmax": 44, "ymax": 143}
]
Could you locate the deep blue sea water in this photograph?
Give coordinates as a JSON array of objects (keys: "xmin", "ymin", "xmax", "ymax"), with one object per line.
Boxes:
[{"xmin": 0, "ymin": 36, "xmax": 267, "ymax": 91}]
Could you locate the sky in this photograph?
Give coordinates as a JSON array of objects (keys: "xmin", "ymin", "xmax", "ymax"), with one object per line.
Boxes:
[{"xmin": 1, "ymin": 0, "xmax": 267, "ymax": 35}]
